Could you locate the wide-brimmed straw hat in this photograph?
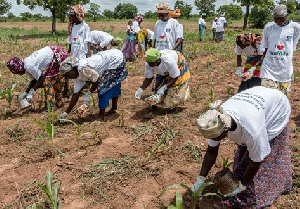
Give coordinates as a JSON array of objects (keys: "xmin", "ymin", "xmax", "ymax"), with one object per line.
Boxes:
[{"xmin": 156, "ymin": 3, "xmax": 170, "ymax": 14}]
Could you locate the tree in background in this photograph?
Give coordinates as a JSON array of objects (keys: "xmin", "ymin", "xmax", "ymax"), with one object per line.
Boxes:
[
  {"xmin": 249, "ymin": 6, "xmax": 273, "ymax": 28},
  {"xmin": 17, "ymin": 0, "xmax": 90, "ymax": 34},
  {"xmin": 277, "ymin": 0, "xmax": 298, "ymax": 13},
  {"xmin": 7, "ymin": 12, "xmax": 15, "ymax": 19},
  {"xmin": 144, "ymin": 10, "xmax": 157, "ymax": 19},
  {"xmin": 102, "ymin": 9, "xmax": 114, "ymax": 19},
  {"xmin": 0, "ymin": 0, "xmax": 11, "ymax": 15},
  {"xmin": 88, "ymin": 2, "xmax": 100, "ymax": 22},
  {"xmin": 174, "ymin": 0, "xmax": 193, "ymax": 19},
  {"xmin": 114, "ymin": 3, "xmax": 138, "ymax": 19},
  {"xmin": 217, "ymin": 4, "xmax": 243, "ymax": 20},
  {"xmin": 194, "ymin": 0, "xmax": 216, "ymax": 16},
  {"xmin": 234, "ymin": 0, "xmax": 273, "ymax": 30}
]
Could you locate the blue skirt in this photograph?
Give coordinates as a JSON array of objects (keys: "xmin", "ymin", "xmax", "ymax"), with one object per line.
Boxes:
[{"xmin": 98, "ymin": 83, "xmax": 121, "ymax": 109}]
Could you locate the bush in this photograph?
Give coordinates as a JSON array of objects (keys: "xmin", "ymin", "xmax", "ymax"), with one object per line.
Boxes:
[
  {"xmin": 217, "ymin": 4, "xmax": 243, "ymax": 20},
  {"xmin": 289, "ymin": 10, "xmax": 300, "ymax": 22},
  {"xmin": 249, "ymin": 6, "xmax": 273, "ymax": 29}
]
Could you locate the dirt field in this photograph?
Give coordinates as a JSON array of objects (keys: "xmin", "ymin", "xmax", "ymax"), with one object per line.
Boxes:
[{"xmin": 0, "ymin": 21, "xmax": 299, "ymax": 209}]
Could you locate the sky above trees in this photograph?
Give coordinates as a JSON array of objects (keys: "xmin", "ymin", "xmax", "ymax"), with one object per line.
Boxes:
[{"xmin": 6, "ymin": 0, "xmax": 236, "ymax": 16}]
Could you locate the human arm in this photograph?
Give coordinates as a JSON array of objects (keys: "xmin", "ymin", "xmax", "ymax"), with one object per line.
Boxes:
[
  {"xmin": 237, "ymin": 55, "xmax": 242, "ymax": 67},
  {"xmin": 68, "ymin": 44, "xmax": 71, "ymax": 54},
  {"xmin": 65, "ymin": 91, "xmax": 81, "ymax": 114},
  {"xmin": 255, "ymin": 49, "xmax": 267, "ymax": 67},
  {"xmin": 32, "ymin": 74, "xmax": 46, "ymax": 91},
  {"xmin": 199, "ymin": 144, "xmax": 220, "ymax": 177},
  {"xmin": 140, "ymin": 77, "xmax": 153, "ymax": 90},
  {"xmin": 240, "ymin": 160, "xmax": 261, "ymax": 186},
  {"xmin": 25, "ymin": 79, "xmax": 37, "ymax": 93},
  {"xmin": 86, "ymin": 42, "xmax": 91, "ymax": 58}
]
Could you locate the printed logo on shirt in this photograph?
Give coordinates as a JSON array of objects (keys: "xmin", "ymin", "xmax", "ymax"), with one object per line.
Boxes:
[
  {"xmin": 72, "ymin": 37, "xmax": 80, "ymax": 46},
  {"xmin": 269, "ymin": 44, "xmax": 289, "ymax": 58},
  {"xmin": 160, "ymin": 35, "xmax": 165, "ymax": 39},
  {"xmin": 166, "ymin": 28, "xmax": 171, "ymax": 33},
  {"xmin": 286, "ymin": 36, "xmax": 292, "ymax": 41}
]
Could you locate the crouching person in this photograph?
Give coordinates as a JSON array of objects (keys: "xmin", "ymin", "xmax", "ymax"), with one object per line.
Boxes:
[
  {"xmin": 192, "ymin": 86, "xmax": 292, "ymax": 208},
  {"xmin": 59, "ymin": 48, "xmax": 127, "ymax": 121},
  {"xmin": 135, "ymin": 48, "xmax": 190, "ymax": 119}
]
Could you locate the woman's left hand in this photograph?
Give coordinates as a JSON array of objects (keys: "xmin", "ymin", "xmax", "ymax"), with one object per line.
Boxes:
[{"xmin": 224, "ymin": 181, "xmax": 246, "ymax": 197}]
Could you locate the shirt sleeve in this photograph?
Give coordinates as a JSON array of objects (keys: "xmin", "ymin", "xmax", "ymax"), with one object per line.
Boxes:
[
  {"xmin": 261, "ymin": 25, "xmax": 269, "ymax": 49},
  {"xmin": 235, "ymin": 45, "xmax": 242, "ymax": 55},
  {"xmin": 67, "ymin": 36, "xmax": 72, "ymax": 44},
  {"xmin": 84, "ymin": 25, "xmax": 91, "ymax": 43},
  {"xmin": 175, "ymin": 21, "xmax": 182, "ymax": 39},
  {"xmin": 293, "ymin": 23, "xmax": 300, "ymax": 51},
  {"xmin": 208, "ymin": 139, "xmax": 220, "ymax": 147},
  {"xmin": 145, "ymin": 63, "xmax": 154, "ymax": 79},
  {"xmin": 246, "ymin": 128, "xmax": 271, "ymax": 162},
  {"xmin": 73, "ymin": 79, "xmax": 86, "ymax": 93},
  {"xmin": 256, "ymin": 44, "xmax": 265, "ymax": 55},
  {"xmin": 26, "ymin": 67, "xmax": 42, "ymax": 81},
  {"xmin": 164, "ymin": 59, "xmax": 180, "ymax": 78}
]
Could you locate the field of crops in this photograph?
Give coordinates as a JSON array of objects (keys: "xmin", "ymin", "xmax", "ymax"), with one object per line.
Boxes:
[{"xmin": 0, "ymin": 20, "xmax": 299, "ymax": 209}]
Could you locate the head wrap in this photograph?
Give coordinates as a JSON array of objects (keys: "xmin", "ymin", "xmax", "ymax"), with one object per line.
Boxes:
[
  {"xmin": 196, "ymin": 109, "xmax": 232, "ymax": 139},
  {"xmin": 67, "ymin": 4, "xmax": 85, "ymax": 36},
  {"xmin": 7, "ymin": 57, "xmax": 25, "ymax": 75},
  {"xmin": 145, "ymin": 48, "xmax": 162, "ymax": 63},
  {"xmin": 236, "ymin": 33, "xmax": 262, "ymax": 48},
  {"xmin": 214, "ymin": 17, "xmax": 219, "ymax": 21},
  {"xmin": 135, "ymin": 15, "xmax": 144, "ymax": 25},
  {"xmin": 60, "ymin": 56, "xmax": 79, "ymax": 75},
  {"xmin": 169, "ymin": 9, "xmax": 181, "ymax": 18},
  {"xmin": 273, "ymin": 5, "xmax": 288, "ymax": 18},
  {"xmin": 156, "ymin": 3, "xmax": 170, "ymax": 14},
  {"xmin": 201, "ymin": 13, "xmax": 206, "ymax": 17}
]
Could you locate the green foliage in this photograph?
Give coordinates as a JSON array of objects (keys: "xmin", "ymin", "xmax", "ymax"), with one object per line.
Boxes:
[
  {"xmin": 168, "ymin": 192, "xmax": 183, "ymax": 209},
  {"xmin": 114, "ymin": 3, "xmax": 138, "ymax": 19},
  {"xmin": 217, "ymin": 4, "xmax": 243, "ymax": 20},
  {"xmin": 222, "ymin": 157, "xmax": 233, "ymax": 170},
  {"xmin": 0, "ymin": 83, "xmax": 15, "ymax": 108},
  {"xmin": 144, "ymin": 10, "xmax": 157, "ymax": 19},
  {"xmin": 37, "ymin": 171, "xmax": 62, "ymax": 209},
  {"xmin": 88, "ymin": 2, "xmax": 100, "ymax": 22},
  {"xmin": 102, "ymin": 9, "xmax": 114, "ymax": 19},
  {"xmin": 194, "ymin": 0, "xmax": 216, "ymax": 16},
  {"xmin": 278, "ymin": 0, "xmax": 299, "ymax": 14},
  {"xmin": 249, "ymin": 6, "xmax": 273, "ymax": 28},
  {"xmin": 289, "ymin": 10, "xmax": 300, "ymax": 22},
  {"xmin": 174, "ymin": 0, "xmax": 193, "ymax": 19},
  {"xmin": 59, "ymin": 119, "xmax": 89, "ymax": 139},
  {"xmin": 0, "ymin": 0, "xmax": 11, "ymax": 15}
]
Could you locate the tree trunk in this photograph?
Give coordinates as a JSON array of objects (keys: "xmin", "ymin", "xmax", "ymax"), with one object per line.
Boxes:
[
  {"xmin": 51, "ymin": 10, "xmax": 56, "ymax": 34},
  {"xmin": 243, "ymin": 5, "xmax": 250, "ymax": 30}
]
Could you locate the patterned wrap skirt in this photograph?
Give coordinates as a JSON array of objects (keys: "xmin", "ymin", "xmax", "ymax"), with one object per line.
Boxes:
[
  {"xmin": 228, "ymin": 127, "xmax": 292, "ymax": 208},
  {"xmin": 261, "ymin": 78, "xmax": 291, "ymax": 96},
  {"xmin": 97, "ymin": 60, "xmax": 127, "ymax": 109},
  {"xmin": 154, "ymin": 51, "xmax": 190, "ymax": 108},
  {"xmin": 121, "ymin": 34, "xmax": 136, "ymax": 60}
]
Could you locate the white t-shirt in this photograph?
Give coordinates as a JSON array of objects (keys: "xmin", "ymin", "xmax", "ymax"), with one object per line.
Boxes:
[
  {"xmin": 235, "ymin": 44, "xmax": 264, "ymax": 56},
  {"xmin": 198, "ymin": 18, "xmax": 206, "ymax": 25},
  {"xmin": 216, "ymin": 17, "xmax": 226, "ymax": 32},
  {"xmin": 132, "ymin": 21, "xmax": 140, "ymax": 33},
  {"xmin": 73, "ymin": 49, "xmax": 124, "ymax": 93},
  {"xmin": 153, "ymin": 18, "xmax": 182, "ymax": 51},
  {"xmin": 67, "ymin": 21, "xmax": 91, "ymax": 59},
  {"xmin": 212, "ymin": 21, "xmax": 217, "ymax": 29},
  {"xmin": 145, "ymin": 49, "xmax": 180, "ymax": 79},
  {"xmin": 146, "ymin": 29, "xmax": 154, "ymax": 40},
  {"xmin": 24, "ymin": 46, "xmax": 54, "ymax": 80},
  {"xmin": 178, "ymin": 24, "xmax": 184, "ymax": 40},
  {"xmin": 90, "ymin": 30, "xmax": 114, "ymax": 48},
  {"xmin": 261, "ymin": 21, "xmax": 300, "ymax": 82},
  {"xmin": 221, "ymin": 86, "xmax": 290, "ymax": 162}
]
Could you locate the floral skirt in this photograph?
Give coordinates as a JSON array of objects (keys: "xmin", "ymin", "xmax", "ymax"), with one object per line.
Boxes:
[
  {"xmin": 228, "ymin": 127, "xmax": 292, "ymax": 208},
  {"xmin": 44, "ymin": 74, "xmax": 71, "ymax": 109},
  {"xmin": 261, "ymin": 78, "xmax": 291, "ymax": 96}
]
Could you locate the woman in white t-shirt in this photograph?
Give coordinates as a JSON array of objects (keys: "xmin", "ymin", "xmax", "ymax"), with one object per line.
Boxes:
[
  {"xmin": 90, "ymin": 30, "xmax": 115, "ymax": 54},
  {"xmin": 212, "ymin": 17, "xmax": 218, "ymax": 40},
  {"xmin": 67, "ymin": 4, "xmax": 91, "ymax": 59},
  {"xmin": 259, "ymin": 4, "xmax": 300, "ymax": 96},
  {"xmin": 235, "ymin": 33, "xmax": 264, "ymax": 92},
  {"xmin": 7, "ymin": 46, "xmax": 71, "ymax": 110},
  {"xmin": 193, "ymin": 86, "xmax": 292, "ymax": 208},
  {"xmin": 59, "ymin": 49, "xmax": 127, "ymax": 121},
  {"xmin": 135, "ymin": 48, "xmax": 190, "ymax": 119},
  {"xmin": 153, "ymin": 3, "xmax": 183, "ymax": 51},
  {"xmin": 198, "ymin": 13, "xmax": 206, "ymax": 41},
  {"xmin": 215, "ymin": 12, "xmax": 227, "ymax": 41}
]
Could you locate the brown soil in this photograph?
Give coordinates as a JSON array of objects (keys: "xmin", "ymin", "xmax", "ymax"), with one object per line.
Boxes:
[{"xmin": 0, "ymin": 21, "xmax": 299, "ymax": 209}]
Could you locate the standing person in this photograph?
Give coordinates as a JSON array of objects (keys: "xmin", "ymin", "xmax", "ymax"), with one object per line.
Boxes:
[
  {"xmin": 59, "ymin": 49, "xmax": 127, "ymax": 121},
  {"xmin": 137, "ymin": 28, "xmax": 154, "ymax": 58},
  {"xmin": 7, "ymin": 46, "xmax": 71, "ymax": 110},
  {"xmin": 67, "ymin": 4, "xmax": 91, "ymax": 59},
  {"xmin": 121, "ymin": 20, "xmax": 137, "ymax": 62},
  {"xmin": 135, "ymin": 48, "xmax": 190, "ymax": 119},
  {"xmin": 235, "ymin": 33, "xmax": 265, "ymax": 92},
  {"xmin": 198, "ymin": 13, "xmax": 206, "ymax": 41},
  {"xmin": 132, "ymin": 15, "xmax": 144, "ymax": 37},
  {"xmin": 258, "ymin": 4, "xmax": 300, "ymax": 96},
  {"xmin": 215, "ymin": 12, "xmax": 227, "ymax": 41},
  {"xmin": 212, "ymin": 17, "xmax": 218, "ymax": 41},
  {"xmin": 193, "ymin": 86, "xmax": 292, "ymax": 208},
  {"xmin": 169, "ymin": 9, "xmax": 184, "ymax": 52},
  {"xmin": 153, "ymin": 3, "xmax": 183, "ymax": 51},
  {"xmin": 90, "ymin": 30, "xmax": 115, "ymax": 54}
]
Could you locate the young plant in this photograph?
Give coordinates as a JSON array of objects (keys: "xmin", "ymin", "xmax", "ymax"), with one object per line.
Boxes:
[
  {"xmin": 37, "ymin": 171, "xmax": 62, "ymax": 209},
  {"xmin": 115, "ymin": 110, "xmax": 125, "ymax": 127},
  {"xmin": 159, "ymin": 182, "xmax": 217, "ymax": 209},
  {"xmin": 168, "ymin": 192, "xmax": 183, "ymax": 209},
  {"xmin": 0, "ymin": 83, "xmax": 16, "ymax": 109},
  {"xmin": 59, "ymin": 119, "xmax": 90, "ymax": 139},
  {"xmin": 222, "ymin": 157, "xmax": 233, "ymax": 170},
  {"xmin": 147, "ymin": 132, "xmax": 167, "ymax": 159}
]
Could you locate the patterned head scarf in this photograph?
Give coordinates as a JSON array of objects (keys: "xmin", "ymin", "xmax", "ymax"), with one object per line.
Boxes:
[
  {"xmin": 236, "ymin": 33, "xmax": 262, "ymax": 48},
  {"xmin": 156, "ymin": 3, "xmax": 170, "ymax": 14},
  {"xmin": 273, "ymin": 5, "xmax": 288, "ymax": 18},
  {"xmin": 145, "ymin": 48, "xmax": 162, "ymax": 63},
  {"xmin": 60, "ymin": 56, "xmax": 79, "ymax": 75},
  {"xmin": 169, "ymin": 9, "xmax": 181, "ymax": 18},
  {"xmin": 135, "ymin": 15, "xmax": 143, "ymax": 25},
  {"xmin": 7, "ymin": 57, "xmax": 25, "ymax": 75},
  {"xmin": 67, "ymin": 4, "xmax": 85, "ymax": 36},
  {"xmin": 196, "ymin": 109, "xmax": 232, "ymax": 139}
]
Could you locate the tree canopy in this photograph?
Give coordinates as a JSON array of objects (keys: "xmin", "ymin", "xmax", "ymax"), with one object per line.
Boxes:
[
  {"xmin": 194, "ymin": 0, "xmax": 216, "ymax": 16},
  {"xmin": 88, "ymin": 2, "xmax": 100, "ymax": 22},
  {"xmin": 0, "ymin": 0, "xmax": 11, "ymax": 15},
  {"xmin": 174, "ymin": 0, "xmax": 193, "ymax": 19},
  {"xmin": 114, "ymin": 3, "xmax": 138, "ymax": 19},
  {"xmin": 217, "ymin": 4, "xmax": 243, "ymax": 20}
]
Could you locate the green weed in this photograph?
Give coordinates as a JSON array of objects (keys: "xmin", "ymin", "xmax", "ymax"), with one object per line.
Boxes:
[{"xmin": 0, "ymin": 83, "xmax": 16, "ymax": 109}]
